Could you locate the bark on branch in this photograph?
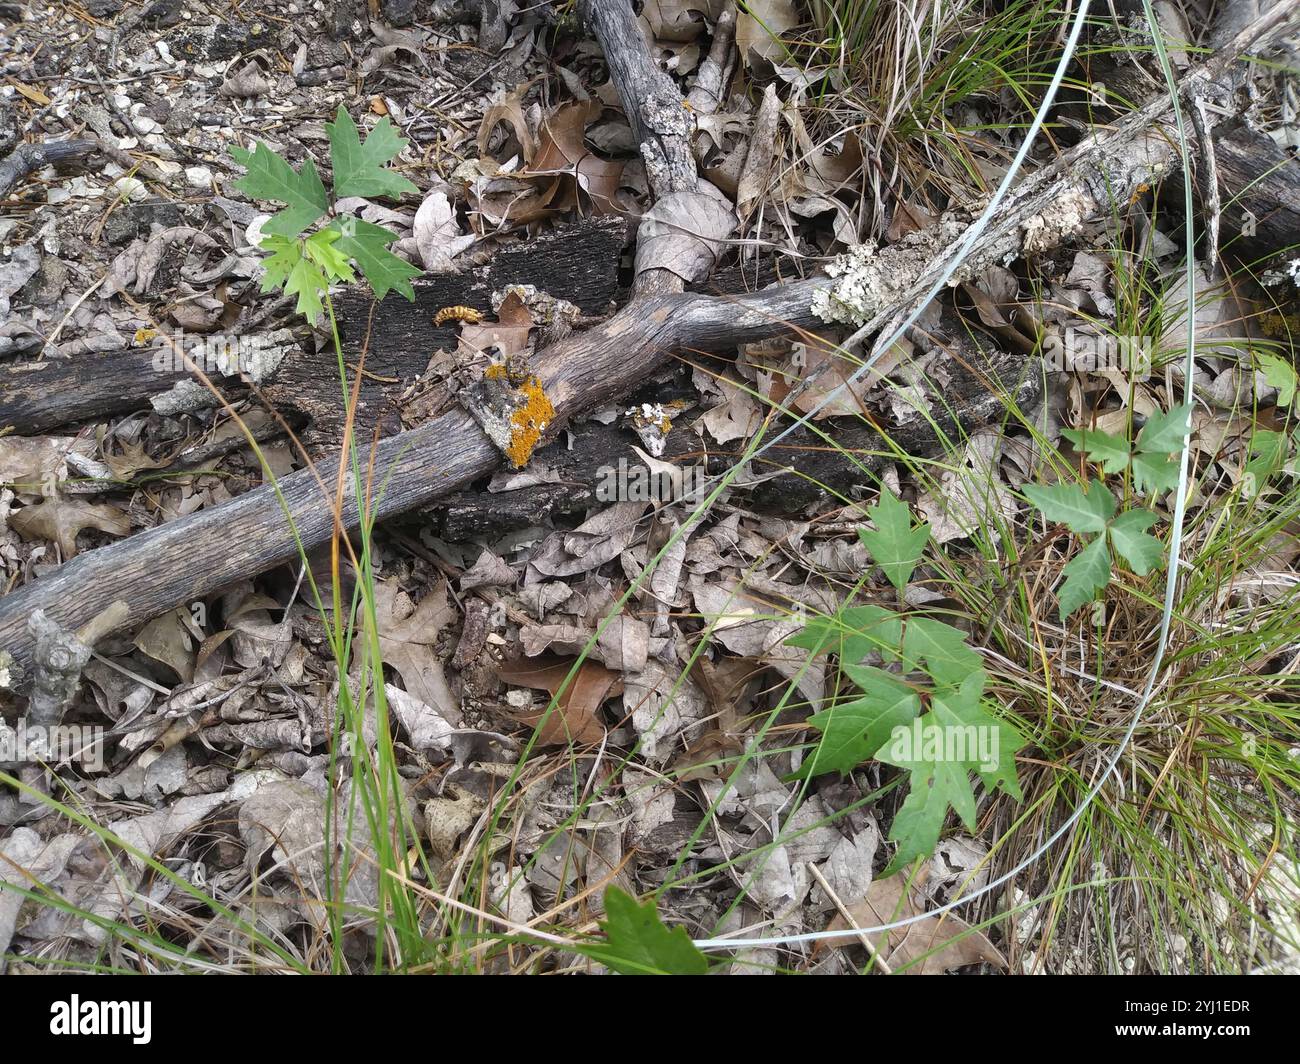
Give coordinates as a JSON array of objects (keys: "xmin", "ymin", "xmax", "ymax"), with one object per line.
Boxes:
[{"xmin": 0, "ymin": 0, "xmax": 1293, "ymax": 674}]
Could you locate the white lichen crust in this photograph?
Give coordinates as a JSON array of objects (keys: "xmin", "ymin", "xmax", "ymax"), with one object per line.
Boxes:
[{"xmin": 811, "ymin": 214, "xmax": 969, "ymax": 327}]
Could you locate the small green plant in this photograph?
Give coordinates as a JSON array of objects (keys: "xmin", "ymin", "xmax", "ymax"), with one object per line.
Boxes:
[
  {"xmin": 232, "ymin": 107, "xmax": 422, "ymax": 323},
  {"xmin": 233, "ymin": 110, "xmax": 432, "ymax": 970},
  {"xmin": 1023, "ymin": 403, "xmax": 1191, "ymax": 620},
  {"xmin": 578, "ymin": 887, "xmax": 710, "ymax": 975},
  {"xmin": 787, "ymin": 492, "xmax": 1025, "ymax": 875}
]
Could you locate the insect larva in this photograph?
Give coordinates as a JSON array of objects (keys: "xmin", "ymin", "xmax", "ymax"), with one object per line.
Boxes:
[{"xmin": 434, "ymin": 305, "xmax": 484, "ymax": 326}]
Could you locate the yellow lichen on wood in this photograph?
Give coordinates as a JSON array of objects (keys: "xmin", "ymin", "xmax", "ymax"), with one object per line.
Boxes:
[{"xmin": 505, "ymin": 376, "xmax": 554, "ymax": 468}]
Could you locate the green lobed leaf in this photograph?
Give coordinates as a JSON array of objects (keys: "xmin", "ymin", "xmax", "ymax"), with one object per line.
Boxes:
[
  {"xmin": 257, "ymin": 234, "xmax": 304, "ymax": 293},
  {"xmin": 1023, "ymin": 479, "xmax": 1115, "ymax": 533},
  {"xmin": 1244, "ymin": 428, "xmax": 1287, "ymax": 496},
  {"xmin": 303, "ymin": 227, "xmax": 355, "ymax": 284},
  {"xmin": 877, "ymin": 671, "xmax": 1025, "ymax": 875},
  {"xmin": 1060, "ymin": 427, "xmax": 1131, "ymax": 474},
  {"xmin": 858, "ymin": 491, "xmax": 932, "ymax": 592},
  {"xmin": 899, "ymin": 615, "xmax": 983, "ymax": 687},
  {"xmin": 1131, "ymin": 451, "xmax": 1181, "ymax": 495},
  {"xmin": 794, "ymin": 666, "xmax": 921, "ymax": 779},
  {"xmin": 1136, "ymin": 403, "xmax": 1192, "ymax": 455},
  {"xmin": 1108, "ymin": 508, "xmax": 1163, "ymax": 576},
  {"xmin": 331, "ymin": 216, "xmax": 422, "ymax": 302},
  {"xmin": 1258, "ymin": 352, "xmax": 1296, "ymax": 408},
  {"xmin": 582, "ymin": 887, "xmax": 709, "ymax": 975},
  {"xmin": 326, "ymin": 107, "xmax": 419, "ymax": 200},
  {"xmin": 1056, "ymin": 534, "xmax": 1112, "ymax": 620},
  {"xmin": 283, "ymin": 256, "xmax": 329, "ymax": 326},
  {"xmin": 231, "ymin": 142, "xmax": 328, "ymax": 238},
  {"xmin": 785, "ymin": 603, "xmax": 902, "ymax": 666}
]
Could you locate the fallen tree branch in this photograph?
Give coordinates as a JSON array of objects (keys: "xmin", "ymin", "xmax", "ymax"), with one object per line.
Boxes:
[
  {"xmin": 0, "ymin": 139, "xmax": 98, "ymax": 200},
  {"xmin": 0, "ymin": 281, "xmax": 830, "ymax": 673},
  {"xmin": 0, "ymin": 0, "xmax": 1293, "ymax": 672}
]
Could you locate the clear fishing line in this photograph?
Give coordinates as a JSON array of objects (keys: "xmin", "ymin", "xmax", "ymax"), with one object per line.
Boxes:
[{"xmin": 681, "ymin": 0, "xmax": 1202, "ymax": 952}]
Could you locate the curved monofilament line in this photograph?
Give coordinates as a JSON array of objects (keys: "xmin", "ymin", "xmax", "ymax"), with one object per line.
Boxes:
[{"xmin": 684, "ymin": 0, "xmax": 1202, "ymax": 954}]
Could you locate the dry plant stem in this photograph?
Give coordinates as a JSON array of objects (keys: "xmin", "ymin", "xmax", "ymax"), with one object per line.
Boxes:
[
  {"xmin": 1189, "ymin": 92, "xmax": 1221, "ymax": 279},
  {"xmin": 807, "ymin": 862, "xmax": 894, "ymax": 974}
]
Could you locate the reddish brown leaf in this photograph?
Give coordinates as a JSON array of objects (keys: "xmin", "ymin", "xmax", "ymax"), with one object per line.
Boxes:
[{"xmin": 499, "ymin": 653, "xmax": 622, "ymax": 745}]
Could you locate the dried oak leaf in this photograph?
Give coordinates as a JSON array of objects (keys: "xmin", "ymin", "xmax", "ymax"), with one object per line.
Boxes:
[
  {"xmin": 524, "ymin": 100, "xmax": 625, "ymax": 216},
  {"xmin": 734, "ymin": 0, "xmax": 798, "ymax": 69},
  {"xmin": 0, "ymin": 435, "xmax": 69, "ymax": 494},
  {"xmin": 9, "ymin": 497, "xmax": 130, "ymax": 556},
  {"xmin": 818, "ymin": 874, "xmax": 1007, "ymax": 974},
  {"xmin": 360, "ymin": 578, "xmax": 461, "ymax": 724},
  {"xmin": 412, "ymin": 190, "xmax": 475, "ymax": 272},
  {"xmin": 133, "ymin": 605, "xmax": 204, "ymax": 684},
  {"xmin": 498, "ymin": 653, "xmax": 622, "ymax": 745}
]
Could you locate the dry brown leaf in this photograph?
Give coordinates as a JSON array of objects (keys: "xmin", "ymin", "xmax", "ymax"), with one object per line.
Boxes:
[
  {"xmin": 0, "ymin": 435, "xmax": 69, "ymax": 494},
  {"xmin": 457, "ymin": 321, "xmax": 534, "ymax": 359},
  {"xmin": 9, "ymin": 497, "xmax": 130, "ymax": 556},
  {"xmin": 498, "ymin": 653, "xmax": 622, "ymax": 745},
  {"xmin": 674, "ymin": 655, "xmax": 759, "ymax": 780},
  {"xmin": 737, "ymin": 84, "xmax": 781, "ymax": 220},
  {"xmin": 100, "ymin": 436, "xmax": 174, "ymax": 480},
  {"xmin": 735, "ymin": 0, "xmax": 798, "ymax": 68},
  {"xmin": 133, "ymin": 606, "xmax": 203, "ymax": 684},
  {"xmin": 640, "ymin": 0, "xmax": 721, "ymax": 41},
  {"xmin": 361, "ymin": 579, "xmax": 461, "ymax": 723},
  {"xmin": 819, "ymin": 874, "xmax": 1007, "ymax": 974},
  {"xmin": 886, "ymin": 199, "xmax": 935, "ymax": 242},
  {"xmin": 524, "ymin": 100, "xmax": 625, "ymax": 215},
  {"xmin": 478, "ymin": 89, "xmax": 538, "ymax": 163},
  {"xmin": 634, "ymin": 182, "xmax": 736, "ymax": 284},
  {"xmin": 412, "ymin": 190, "xmax": 475, "ymax": 272}
]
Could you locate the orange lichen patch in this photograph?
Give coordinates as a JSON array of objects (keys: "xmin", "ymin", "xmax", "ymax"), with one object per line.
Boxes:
[
  {"xmin": 484, "ymin": 360, "xmax": 509, "ymax": 381},
  {"xmin": 505, "ymin": 376, "xmax": 554, "ymax": 468}
]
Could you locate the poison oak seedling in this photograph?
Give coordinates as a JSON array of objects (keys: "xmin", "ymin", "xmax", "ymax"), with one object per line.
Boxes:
[{"xmin": 1024, "ymin": 403, "xmax": 1193, "ymax": 620}]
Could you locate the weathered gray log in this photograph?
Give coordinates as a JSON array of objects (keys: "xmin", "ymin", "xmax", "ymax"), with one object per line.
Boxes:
[
  {"xmin": 0, "ymin": 279, "xmax": 831, "ymax": 673},
  {"xmin": 426, "ymin": 309, "xmax": 1043, "ymax": 536},
  {"xmin": 1069, "ymin": 56, "xmax": 1300, "ymax": 267}
]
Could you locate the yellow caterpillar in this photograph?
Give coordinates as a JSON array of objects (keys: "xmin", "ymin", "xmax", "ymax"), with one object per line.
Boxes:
[{"xmin": 434, "ymin": 305, "xmax": 484, "ymax": 326}]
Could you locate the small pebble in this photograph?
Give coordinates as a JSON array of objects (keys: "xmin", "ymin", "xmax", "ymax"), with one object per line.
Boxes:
[{"xmin": 185, "ymin": 165, "xmax": 214, "ymax": 189}]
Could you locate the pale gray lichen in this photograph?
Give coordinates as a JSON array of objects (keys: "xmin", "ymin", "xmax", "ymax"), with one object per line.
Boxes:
[
  {"xmin": 812, "ymin": 214, "xmax": 967, "ymax": 326},
  {"xmin": 1021, "ymin": 188, "xmax": 1089, "ymax": 256},
  {"xmin": 1259, "ymin": 259, "xmax": 1300, "ymax": 288}
]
